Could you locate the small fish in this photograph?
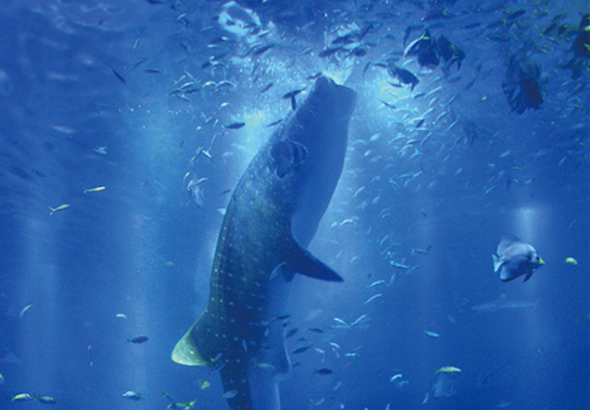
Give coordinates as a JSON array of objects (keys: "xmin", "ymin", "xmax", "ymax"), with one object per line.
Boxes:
[
  {"xmin": 223, "ymin": 122, "xmax": 246, "ymax": 130},
  {"xmin": 94, "ymin": 146, "xmax": 107, "ymax": 155},
  {"xmin": 194, "ymin": 375, "xmax": 211, "ymax": 389},
  {"xmin": 565, "ymin": 257, "xmax": 578, "ymax": 265},
  {"xmin": 19, "ymin": 303, "xmax": 32, "ymax": 318},
  {"xmin": 255, "ymin": 362, "xmax": 276, "ymax": 370},
  {"xmin": 493, "ymin": 234, "xmax": 544, "ymax": 282},
  {"xmin": 505, "ymin": 9, "xmax": 525, "ymax": 21},
  {"xmin": 435, "ymin": 366, "xmax": 461, "ymax": 375},
  {"xmin": 425, "ymin": 330, "xmax": 441, "ymax": 338},
  {"xmin": 315, "ymin": 368, "xmax": 333, "ymax": 375},
  {"xmin": 0, "ymin": 373, "xmax": 3, "ymax": 384},
  {"xmin": 34, "ymin": 395, "xmax": 56, "ymax": 404},
  {"xmin": 123, "ymin": 391, "xmax": 145, "ymax": 400},
  {"xmin": 333, "ymin": 317, "xmax": 350, "ymax": 328},
  {"xmin": 285, "ymin": 328, "xmax": 298, "ymax": 338},
  {"xmin": 168, "ymin": 399, "xmax": 197, "ymax": 409},
  {"xmin": 83, "ymin": 186, "xmax": 105, "ymax": 194},
  {"xmin": 271, "ymin": 313, "xmax": 291, "ymax": 322},
  {"xmin": 260, "ymin": 82, "xmax": 274, "ymax": 93},
  {"xmin": 364, "ymin": 293, "xmax": 382, "ymax": 305},
  {"xmin": 350, "ymin": 314, "xmax": 368, "ymax": 327},
  {"xmin": 292, "ymin": 346, "xmax": 311, "ymax": 354},
  {"xmin": 111, "ymin": 68, "xmax": 126, "ymax": 84},
  {"xmin": 307, "ymin": 327, "xmax": 324, "ymax": 333},
  {"xmin": 116, "ymin": 313, "xmax": 127, "ymax": 319},
  {"xmin": 387, "ymin": 62, "xmax": 420, "ymax": 91},
  {"xmin": 222, "ymin": 390, "xmax": 238, "ymax": 399},
  {"xmin": 367, "ymin": 280, "xmax": 385, "ymax": 288},
  {"xmin": 11, "ymin": 393, "xmax": 33, "ymax": 402},
  {"xmin": 49, "ymin": 204, "xmax": 70, "ymax": 215},
  {"xmin": 319, "ymin": 46, "xmax": 345, "ymax": 58},
  {"xmin": 131, "ymin": 59, "xmax": 146, "ymax": 69},
  {"xmin": 390, "ymin": 373, "xmax": 403, "ymax": 382},
  {"xmin": 265, "ymin": 119, "xmax": 283, "ymax": 129},
  {"xmin": 126, "ymin": 335, "xmax": 149, "ymax": 344}
]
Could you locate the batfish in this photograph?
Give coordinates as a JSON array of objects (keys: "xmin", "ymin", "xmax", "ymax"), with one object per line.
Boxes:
[
  {"xmin": 493, "ymin": 234, "xmax": 544, "ymax": 282},
  {"xmin": 172, "ymin": 75, "xmax": 357, "ymax": 410}
]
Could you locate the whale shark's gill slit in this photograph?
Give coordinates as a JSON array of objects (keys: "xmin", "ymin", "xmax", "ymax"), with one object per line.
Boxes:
[{"xmin": 172, "ymin": 75, "xmax": 356, "ymax": 410}]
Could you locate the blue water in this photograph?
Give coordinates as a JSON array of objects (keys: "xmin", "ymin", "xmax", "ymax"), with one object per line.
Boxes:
[{"xmin": 0, "ymin": 0, "xmax": 588, "ymax": 409}]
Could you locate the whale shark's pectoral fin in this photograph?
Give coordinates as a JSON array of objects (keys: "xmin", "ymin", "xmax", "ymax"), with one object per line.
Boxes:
[{"xmin": 271, "ymin": 240, "xmax": 343, "ymax": 283}]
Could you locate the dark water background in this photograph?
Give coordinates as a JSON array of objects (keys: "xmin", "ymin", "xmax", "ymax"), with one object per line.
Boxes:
[{"xmin": 0, "ymin": 0, "xmax": 588, "ymax": 409}]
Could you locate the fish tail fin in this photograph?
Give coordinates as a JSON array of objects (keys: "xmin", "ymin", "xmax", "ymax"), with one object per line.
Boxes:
[{"xmin": 492, "ymin": 254, "xmax": 502, "ymax": 272}]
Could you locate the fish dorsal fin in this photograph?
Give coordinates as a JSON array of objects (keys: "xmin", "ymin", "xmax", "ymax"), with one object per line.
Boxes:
[
  {"xmin": 497, "ymin": 233, "xmax": 522, "ymax": 255},
  {"xmin": 272, "ymin": 240, "xmax": 343, "ymax": 283}
]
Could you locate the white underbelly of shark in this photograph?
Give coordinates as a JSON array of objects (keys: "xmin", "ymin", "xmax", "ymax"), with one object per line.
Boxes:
[{"xmin": 172, "ymin": 75, "xmax": 357, "ymax": 410}]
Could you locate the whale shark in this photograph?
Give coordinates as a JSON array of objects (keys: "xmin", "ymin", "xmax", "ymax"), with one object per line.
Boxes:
[{"xmin": 172, "ymin": 75, "xmax": 357, "ymax": 410}]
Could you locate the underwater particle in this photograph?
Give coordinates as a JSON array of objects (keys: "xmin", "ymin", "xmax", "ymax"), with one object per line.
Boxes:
[{"xmin": 425, "ymin": 330, "xmax": 441, "ymax": 338}]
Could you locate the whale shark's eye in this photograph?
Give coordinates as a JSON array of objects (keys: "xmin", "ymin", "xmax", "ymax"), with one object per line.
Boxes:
[{"xmin": 269, "ymin": 141, "xmax": 308, "ymax": 178}]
